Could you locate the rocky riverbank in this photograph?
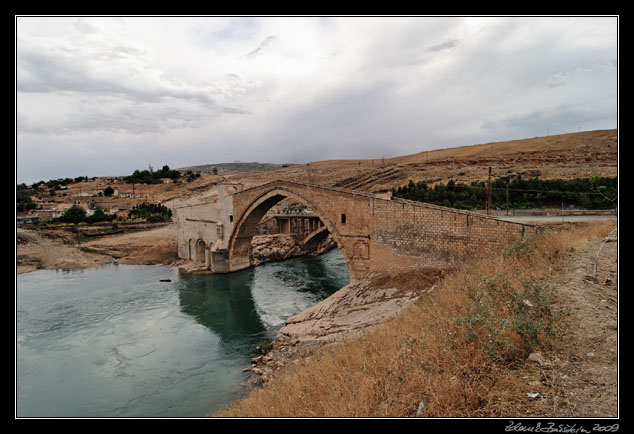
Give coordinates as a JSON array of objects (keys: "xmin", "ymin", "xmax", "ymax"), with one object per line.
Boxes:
[
  {"xmin": 242, "ymin": 268, "xmax": 448, "ymax": 386},
  {"xmin": 251, "ymin": 233, "xmax": 336, "ymax": 266}
]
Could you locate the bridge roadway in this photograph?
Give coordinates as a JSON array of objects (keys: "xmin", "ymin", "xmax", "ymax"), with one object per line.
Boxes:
[{"xmin": 497, "ymin": 215, "xmax": 616, "ymax": 224}]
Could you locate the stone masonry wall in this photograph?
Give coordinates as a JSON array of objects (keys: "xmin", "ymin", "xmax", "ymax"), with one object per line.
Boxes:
[
  {"xmin": 228, "ymin": 181, "xmax": 535, "ymax": 279},
  {"xmin": 367, "ymin": 197, "xmax": 529, "ymax": 274}
]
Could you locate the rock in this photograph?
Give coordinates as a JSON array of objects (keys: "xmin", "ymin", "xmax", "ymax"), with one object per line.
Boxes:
[
  {"xmin": 528, "ymin": 352, "xmax": 546, "ymax": 366},
  {"xmin": 278, "ymin": 270, "xmax": 442, "ymax": 344},
  {"xmin": 416, "ymin": 401, "xmax": 425, "ymax": 417},
  {"xmin": 251, "ymin": 234, "xmax": 304, "ymax": 266},
  {"xmin": 526, "ymin": 392, "xmax": 541, "ymax": 399}
]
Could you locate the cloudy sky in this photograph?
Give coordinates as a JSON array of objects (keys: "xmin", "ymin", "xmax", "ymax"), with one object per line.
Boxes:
[{"xmin": 16, "ymin": 16, "xmax": 618, "ymax": 185}]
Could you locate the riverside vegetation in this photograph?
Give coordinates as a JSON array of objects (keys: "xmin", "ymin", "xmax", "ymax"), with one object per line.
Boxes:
[
  {"xmin": 215, "ymin": 220, "xmax": 616, "ymax": 417},
  {"xmin": 392, "ymin": 175, "xmax": 617, "ymax": 211}
]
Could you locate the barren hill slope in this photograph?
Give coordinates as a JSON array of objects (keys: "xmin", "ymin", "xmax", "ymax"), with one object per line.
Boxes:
[
  {"xmin": 148, "ymin": 129, "xmax": 616, "ymax": 204},
  {"xmin": 215, "ymin": 129, "xmax": 617, "ymax": 193}
]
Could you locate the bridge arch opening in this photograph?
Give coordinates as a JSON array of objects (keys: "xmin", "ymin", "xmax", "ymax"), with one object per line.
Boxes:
[
  {"xmin": 301, "ymin": 224, "xmax": 330, "ymax": 251},
  {"xmin": 228, "ymin": 188, "xmax": 350, "ymax": 276}
]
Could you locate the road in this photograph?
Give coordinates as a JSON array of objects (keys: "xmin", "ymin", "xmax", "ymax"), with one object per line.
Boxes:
[{"xmin": 495, "ymin": 215, "xmax": 617, "ymax": 224}]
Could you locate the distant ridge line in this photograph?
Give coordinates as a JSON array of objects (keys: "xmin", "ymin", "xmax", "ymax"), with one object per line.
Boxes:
[{"xmin": 178, "ymin": 162, "xmax": 297, "ymax": 174}]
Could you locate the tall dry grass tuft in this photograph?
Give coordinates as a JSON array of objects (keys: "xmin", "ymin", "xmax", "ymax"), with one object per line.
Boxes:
[{"xmin": 215, "ymin": 221, "xmax": 615, "ymax": 418}]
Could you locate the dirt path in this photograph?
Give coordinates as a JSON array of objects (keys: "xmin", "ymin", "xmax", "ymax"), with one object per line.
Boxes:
[
  {"xmin": 519, "ymin": 230, "xmax": 618, "ymax": 417},
  {"xmin": 554, "ymin": 233, "xmax": 617, "ymax": 417}
]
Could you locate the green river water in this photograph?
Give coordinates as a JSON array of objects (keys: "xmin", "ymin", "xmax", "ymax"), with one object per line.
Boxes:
[{"xmin": 16, "ymin": 249, "xmax": 349, "ymax": 418}]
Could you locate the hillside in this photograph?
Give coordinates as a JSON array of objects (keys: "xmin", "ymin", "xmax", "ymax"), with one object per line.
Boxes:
[
  {"xmin": 20, "ymin": 129, "xmax": 617, "ymax": 212},
  {"xmin": 138, "ymin": 129, "xmax": 616, "ymax": 206},
  {"xmin": 215, "ymin": 129, "xmax": 616, "ymax": 193},
  {"xmin": 178, "ymin": 162, "xmax": 296, "ymax": 175}
]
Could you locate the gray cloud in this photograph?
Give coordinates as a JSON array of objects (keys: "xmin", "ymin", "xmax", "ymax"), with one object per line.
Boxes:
[
  {"xmin": 426, "ymin": 39, "xmax": 459, "ymax": 52},
  {"xmin": 15, "ymin": 16, "xmax": 618, "ymax": 185},
  {"xmin": 16, "ymin": 29, "xmax": 252, "ymax": 140},
  {"xmin": 480, "ymin": 101, "xmax": 616, "ymax": 140},
  {"xmin": 18, "ymin": 96, "xmax": 248, "ymax": 136},
  {"xmin": 16, "ymin": 19, "xmax": 263, "ymax": 107},
  {"xmin": 17, "ymin": 40, "xmax": 224, "ymax": 106},
  {"xmin": 245, "ymin": 35, "xmax": 278, "ymax": 59}
]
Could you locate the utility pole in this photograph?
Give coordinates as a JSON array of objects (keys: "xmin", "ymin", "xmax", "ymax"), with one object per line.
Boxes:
[
  {"xmin": 486, "ymin": 167, "xmax": 492, "ymax": 216},
  {"xmin": 506, "ymin": 177, "xmax": 510, "ymax": 216}
]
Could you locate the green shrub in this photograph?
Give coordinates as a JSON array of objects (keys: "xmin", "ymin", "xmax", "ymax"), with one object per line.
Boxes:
[
  {"xmin": 504, "ymin": 236, "xmax": 537, "ymax": 259},
  {"xmin": 511, "ymin": 280, "xmax": 562, "ymax": 353},
  {"xmin": 455, "ymin": 273, "xmax": 564, "ymax": 361},
  {"xmin": 392, "ymin": 176, "xmax": 617, "ymax": 210},
  {"xmin": 59, "ymin": 205, "xmax": 87, "ymax": 224},
  {"xmin": 128, "ymin": 203, "xmax": 172, "ymax": 221}
]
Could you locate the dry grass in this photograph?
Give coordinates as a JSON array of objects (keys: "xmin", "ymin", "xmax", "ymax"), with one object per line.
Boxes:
[{"xmin": 214, "ymin": 221, "xmax": 615, "ymax": 418}]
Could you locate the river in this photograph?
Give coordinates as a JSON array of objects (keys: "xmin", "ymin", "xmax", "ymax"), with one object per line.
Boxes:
[{"xmin": 15, "ymin": 249, "xmax": 349, "ymax": 418}]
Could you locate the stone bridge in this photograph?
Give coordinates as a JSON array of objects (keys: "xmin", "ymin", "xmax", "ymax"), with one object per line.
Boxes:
[{"xmin": 174, "ymin": 180, "xmax": 536, "ymax": 280}]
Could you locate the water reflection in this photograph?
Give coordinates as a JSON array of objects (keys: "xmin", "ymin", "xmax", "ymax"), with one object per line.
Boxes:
[
  {"xmin": 176, "ymin": 249, "xmax": 349, "ymax": 340},
  {"xmin": 177, "ymin": 269, "xmax": 269, "ymax": 345}
]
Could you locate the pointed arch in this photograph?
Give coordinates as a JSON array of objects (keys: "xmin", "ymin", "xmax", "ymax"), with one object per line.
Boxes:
[{"xmin": 227, "ymin": 187, "xmax": 350, "ymax": 273}]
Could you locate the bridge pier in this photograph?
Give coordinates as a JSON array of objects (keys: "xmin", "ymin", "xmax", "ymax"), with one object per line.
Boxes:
[{"xmin": 210, "ymin": 249, "xmax": 230, "ymax": 273}]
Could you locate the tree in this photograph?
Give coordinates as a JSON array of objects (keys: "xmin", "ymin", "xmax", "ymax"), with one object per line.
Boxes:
[
  {"xmin": 60, "ymin": 205, "xmax": 87, "ymax": 224},
  {"xmin": 128, "ymin": 202, "xmax": 172, "ymax": 221},
  {"xmin": 589, "ymin": 174, "xmax": 617, "ymax": 209},
  {"xmin": 88, "ymin": 207, "xmax": 111, "ymax": 223},
  {"xmin": 17, "ymin": 185, "xmax": 37, "ymax": 212},
  {"xmin": 104, "ymin": 186, "xmax": 115, "ymax": 197}
]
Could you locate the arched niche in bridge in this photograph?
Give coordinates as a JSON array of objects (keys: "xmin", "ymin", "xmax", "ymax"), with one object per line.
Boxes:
[
  {"xmin": 227, "ymin": 187, "xmax": 349, "ymax": 274},
  {"xmin": 195, "ymin": 239, "xmax": 206, "ymax": 264}
]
